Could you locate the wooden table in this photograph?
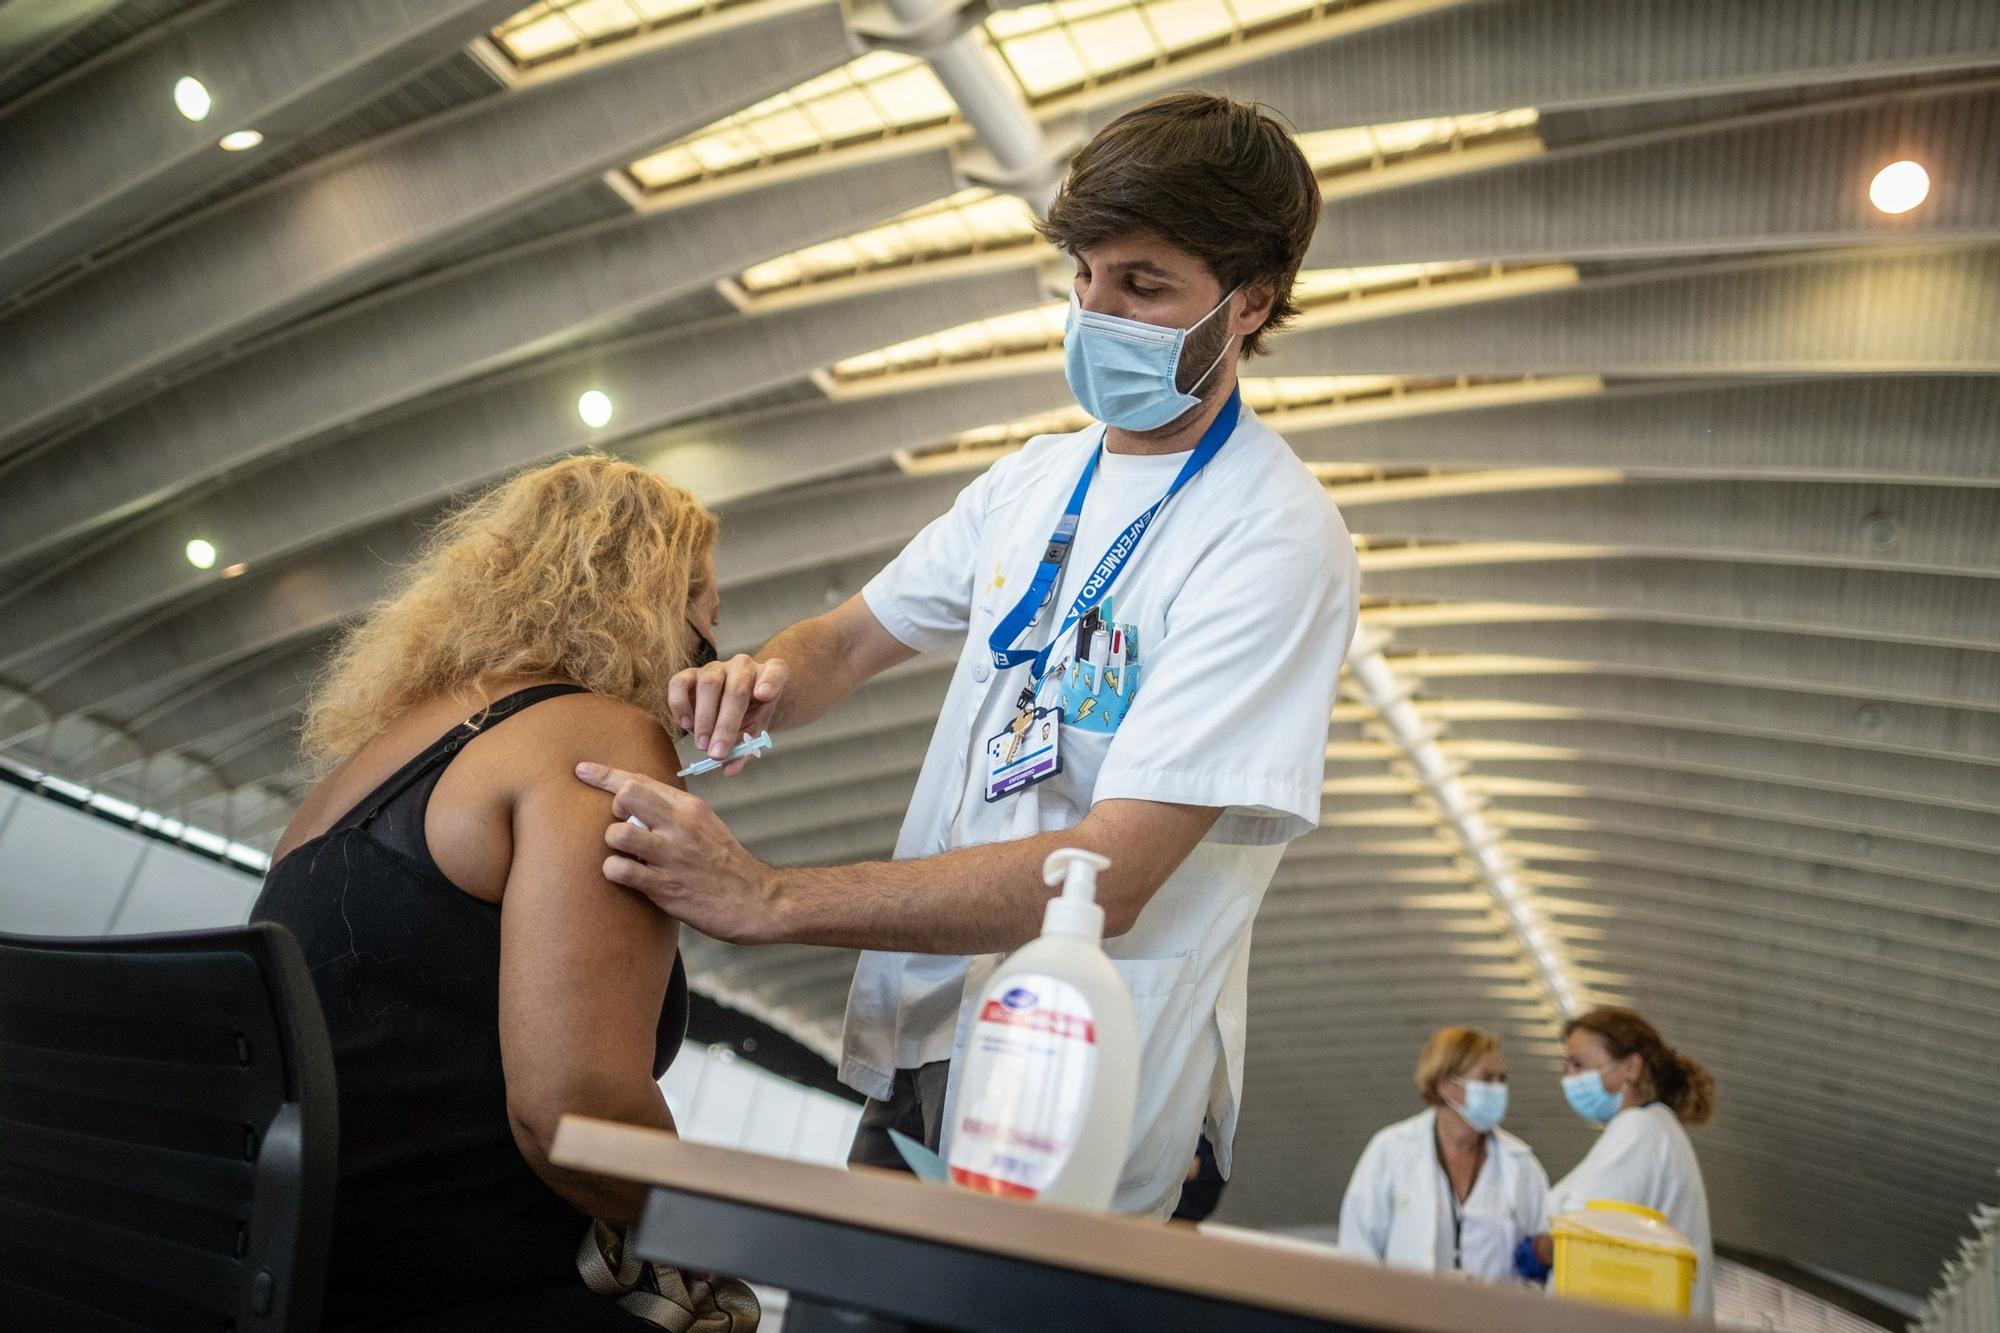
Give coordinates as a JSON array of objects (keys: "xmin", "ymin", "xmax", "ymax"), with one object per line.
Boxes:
[{"xmin": 553, "ymin": 1116, "xmax": 1704, "ymax": 1333}]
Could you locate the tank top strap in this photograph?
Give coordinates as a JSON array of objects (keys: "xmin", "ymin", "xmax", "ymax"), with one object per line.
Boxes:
[{"xmin": 342, "ymin": 683, "xmax": 591, "ymax": 831}]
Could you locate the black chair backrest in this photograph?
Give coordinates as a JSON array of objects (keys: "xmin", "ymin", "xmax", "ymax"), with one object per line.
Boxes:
[{"xmin": 0, "ymin": 923, "xmax": 337, "ymax": 1332}]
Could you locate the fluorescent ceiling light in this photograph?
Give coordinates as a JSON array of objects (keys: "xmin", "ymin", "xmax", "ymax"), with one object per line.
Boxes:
[
  {"xmin": 173, "ymin": 76, "xmax": 211, "ymax": 121},
  {"xmin": 185, "ymin": 538, "xmax": 217, "ymax": 569},
  {"xmin": 1869, "ymin": 159, "xmax": 1929, "ymax": 214},
  {"xmin": 219, "ymin": 129, "xmax": 264, "ymax": 151}
]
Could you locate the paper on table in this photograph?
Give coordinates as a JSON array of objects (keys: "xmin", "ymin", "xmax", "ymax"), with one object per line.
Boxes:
[{"xmin": 888, "ymin": 1129, "xmax": 949, "ymax": 1183}]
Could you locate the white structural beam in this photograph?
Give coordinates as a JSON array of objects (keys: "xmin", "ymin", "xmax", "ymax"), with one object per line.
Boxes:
[
  {"xmin": 1285, "ymin": 377, "xmax": 2000, "ymax": 486},
  {"xmin": 0, "ymin": 265, "xmax": 1038, "ymax": 667},
  {"xmin": 1092, "ymin": 0, "xmax": 2000, "ymax": 133},
  {"xmin": 637, "ymin": 373, "xmax": 1074, "ymax": 506},
  {"xmin": 1336, "ymin": 477, "xmax": 2000, "ymax": 579},
  {"xmin": 1342, "ymin": 628, "xmax": 1581, "ymax": 1018},
  {"xmin": 0, "ymin": 0, "xmax": 852, "ymax": 452},
  {"xmin": 1360, "ymin": 554, "xmax": 2000, "ymax": 651},
  {"xmin": 1382, "ymin": 617, "xmax": 2000, "ymax": 714},
  {"xmin": 1467, "ymin": 759, "xmax": 2000, "ymax": 857},
  {"xmin": 0, "ymin": 0, "xmax": 122, "ymax": 91},
  {"xmin": 1263, "ymin": 246, "xmax": 2000, "ymax": 378},
  {"xmin": 0, "ymin": 0, "xmax": 522, "ymax": 299},
  {"xmin": 0, "ymin": 148, "xmax": 963, "ymax": 570},
  {"xmin": 1310, "ymin": 81, "xmax": 2000, "ymax": 267}
]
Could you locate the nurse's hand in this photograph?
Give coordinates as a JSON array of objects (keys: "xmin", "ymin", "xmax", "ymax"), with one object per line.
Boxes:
[
  {"xmin": 576, "ymin": 764, "xmax": 784, "ymax": 945},
  {"xmin": 669, "ymin": 654, "xmax": 790, "ymax": 773}
]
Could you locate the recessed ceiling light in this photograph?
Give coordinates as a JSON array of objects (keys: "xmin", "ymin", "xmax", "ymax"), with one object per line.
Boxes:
[
  {"xmin": 578, "ymin": 389, "xmax": 613, "ymax": 428},
  {"xmin": 185, "ymin": 538, "xmax": 217, "ymax": 569},
  {"xmin": 221, "ymin": 562, "xmax": 249, "ymax": 578},
  {"xmin": 1869, "ymin": 159, "xmax": 1929, "ymax": 215},
  {"xmin": 173, "ymin": 76, "xmax": 211, "ymax": 122},
  {"xmin": 218, "ymin": 129, "xmax": 263, "ymax": 152}
]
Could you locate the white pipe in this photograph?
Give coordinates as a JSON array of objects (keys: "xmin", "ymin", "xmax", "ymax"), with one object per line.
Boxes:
[
  {"xmin": 881, "ymin": 0, "xmax": 1062, "ymax": 213},
  {"xmin": 1345, "ymin": 636, "xmax": 1585, "ymax": 1019}
]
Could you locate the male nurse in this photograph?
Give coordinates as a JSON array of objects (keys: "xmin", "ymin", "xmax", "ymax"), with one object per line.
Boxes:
[{"xmin": 579, "ymin": 91, "xmax": 1360, "ymax": 1216}]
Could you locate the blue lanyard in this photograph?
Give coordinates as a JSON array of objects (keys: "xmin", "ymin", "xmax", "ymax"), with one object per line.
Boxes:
[{"xmin": 988, "ymin": 389, "xmax": 1240, "ymax": 684}]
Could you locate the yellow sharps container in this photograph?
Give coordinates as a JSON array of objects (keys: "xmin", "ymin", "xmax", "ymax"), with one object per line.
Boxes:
[{"xmin": 1551, "ymin": 1200, "xmax": 1697, "ymax": 1315}]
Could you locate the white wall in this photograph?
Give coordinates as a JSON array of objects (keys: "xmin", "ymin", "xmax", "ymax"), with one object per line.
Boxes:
[
  {"xmin": 0, "ymin": 784, "xmax": 260, "ymax": 936},
  {"xmin": 654, "ymin": 1044, "xmax": 863, "ymax": 1331},
  {"xmin": 660, "ymin": 1042, "xmax": 862, "ymax": 1166}
]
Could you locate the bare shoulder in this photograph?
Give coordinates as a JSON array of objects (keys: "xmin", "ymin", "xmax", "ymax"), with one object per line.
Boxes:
[
  {"xmin": 502, "ymin": 691, "xmax": 681, "ymax": 786},
  {"xmin": 426, "ymin": 690, "xmax": 682, "ymax": 902}
]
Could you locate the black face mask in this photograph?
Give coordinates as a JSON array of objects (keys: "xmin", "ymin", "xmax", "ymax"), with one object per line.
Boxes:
[{"xmin": 688, "ymin": 619, "xmax": 718, "ymax": 670}]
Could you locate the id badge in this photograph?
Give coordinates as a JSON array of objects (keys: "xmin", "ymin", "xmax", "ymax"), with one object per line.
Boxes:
[{"xmin": 985, "ymin": 704, "xmax": 1063, "ymax": 802}]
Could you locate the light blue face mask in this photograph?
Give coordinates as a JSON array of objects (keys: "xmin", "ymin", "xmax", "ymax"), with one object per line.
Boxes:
[
  {"xmin": 1447, "ymin": 1078, "xmax": 1509, "ymax": 1133},
  {"xmin": 1563, "ymin": 1069, "xmax": 1624, "ymax": 1124},
  {"xmin": 1063, "ymin": 286, "xmax": 1238, "ymax": 431}
]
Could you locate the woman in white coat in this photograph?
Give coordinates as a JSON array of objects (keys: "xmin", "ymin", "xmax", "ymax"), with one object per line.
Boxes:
[
  {"xmin": 1337, "ymin": 1027, "xmax": 1550, "ymax": 1282},
  {"xmin": 1537, "ymin": 1006, "xmax": 1717, "ymax": 1316}
]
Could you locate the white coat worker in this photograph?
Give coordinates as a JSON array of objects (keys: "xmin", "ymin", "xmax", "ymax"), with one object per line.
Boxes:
[
  {"xmin": 1533, "ymin": 1006, "xmax": 1718, "ymax": 1317},
  {"xmin": 1337, "ymin": 1027, "xmax": 1552, "ymax": 1283},
  {"xmin": 575, "ymin": 90, "xmax": 1359, "ymax": 1217}
]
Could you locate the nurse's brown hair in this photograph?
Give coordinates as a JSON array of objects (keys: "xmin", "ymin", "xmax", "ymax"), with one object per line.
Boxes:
[
  {"xmin": 1415, "ymin": 1026, "xmax": 1500, "ymax": 1106},
  {"xmin": 1566, "ymin": 1007, "xmax": 1717, "ymax": 1127},
  {"xmin": 1040, "ymin": 91, "xmax": 1321, "ymax": 358}
]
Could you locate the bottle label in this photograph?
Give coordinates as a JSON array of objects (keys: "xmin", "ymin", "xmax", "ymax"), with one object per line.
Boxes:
[{"xmin": 947, "ymin": 973, "xmax": 1098, "ymax": 1200}]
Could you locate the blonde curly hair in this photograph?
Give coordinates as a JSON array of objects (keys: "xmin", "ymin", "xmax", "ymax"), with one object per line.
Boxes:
[{"xmin": 302, "ymin": 454, "xmax": 717, "ymax": 765}]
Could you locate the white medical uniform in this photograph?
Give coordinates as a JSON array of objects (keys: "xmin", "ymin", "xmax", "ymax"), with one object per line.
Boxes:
[
  {"xmin": 842, "ymin": 404, "xmax": 1358, "ymax": 1216},
  {"xmin": 1546, "ymin": 1103, "xmax": 1715, "ymax": 1316},
  {"xmin": 1336, "ymin": 1109, "xmax": 1551, "ymax": 1283}
]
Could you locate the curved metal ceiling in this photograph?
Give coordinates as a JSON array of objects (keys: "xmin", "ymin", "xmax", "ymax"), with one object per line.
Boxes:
[{"xmin": 1, "ymin": 0, "xmax": 1996, "ymax": 1299}]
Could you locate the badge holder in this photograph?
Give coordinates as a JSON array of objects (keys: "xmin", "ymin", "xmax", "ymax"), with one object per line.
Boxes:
[{"xmin": 984, "ymin": 675, "xmax": 1067, "ymax": 802}]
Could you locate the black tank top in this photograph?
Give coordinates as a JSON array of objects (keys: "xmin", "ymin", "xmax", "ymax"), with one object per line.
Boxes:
[{"xmin": 252, "ymin": 685, "xmax": 688, "ymax": 1325}]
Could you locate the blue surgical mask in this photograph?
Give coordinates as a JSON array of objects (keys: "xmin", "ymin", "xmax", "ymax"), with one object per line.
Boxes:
[
  {"xmin": 1063, "ymin": 287, "xmax": 1238, "ymax": 431},
  {"xmin": 1563, "ymin": 1069, "xmax": 1623, "ymax": 1124},
  {"xmin": 1448, "ymin": 1079, "xmax": 1509, "ymax": 1133}
]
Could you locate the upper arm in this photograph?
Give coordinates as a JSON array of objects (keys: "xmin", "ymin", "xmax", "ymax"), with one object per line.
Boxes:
[
  {"xmin": 858, "ymin": 468, "xmax": 993, "ymax": 656},
  {"xmin": 1070, "ymin": 798, "xmax": 1222, "ymax": 935},
  {"xmin": 827, "ymin": 592, "xmax": 917, "ymax": 679},
  {"xmin": 496, "ymin": 699, "xmax": 681, "ymax": 1138}
]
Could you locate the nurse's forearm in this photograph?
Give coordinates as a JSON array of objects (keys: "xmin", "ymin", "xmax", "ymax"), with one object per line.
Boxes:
[
  {"xmin": 757, "ymin": 595, "xmax": 912, "ymax": 731},
  {"xmin": 765, "ymin": 798, "xmax": 1219, "ymax": 954}
]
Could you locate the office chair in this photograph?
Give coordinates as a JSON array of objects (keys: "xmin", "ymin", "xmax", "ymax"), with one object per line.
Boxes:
[{"xmin": 0, "ymin": 922, "xmax": 337, "ymax": 1331}]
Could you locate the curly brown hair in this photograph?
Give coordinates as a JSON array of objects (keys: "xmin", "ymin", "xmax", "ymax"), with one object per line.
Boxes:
[{"xmin": 302, "ymin": 454, "xmax": 717, "ymax": 765}]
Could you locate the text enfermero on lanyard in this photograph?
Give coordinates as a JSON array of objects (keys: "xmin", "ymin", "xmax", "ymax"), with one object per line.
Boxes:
[{"xmin": 986, "ymin": 390, "xmax": 1240, "ymax": 688}]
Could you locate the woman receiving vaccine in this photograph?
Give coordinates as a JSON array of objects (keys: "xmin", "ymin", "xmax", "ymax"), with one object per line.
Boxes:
[
  {"xmin": 1536, "ymin": 1006, "xmax": 1718, "ymax": 1316},
  {"xmin": 1338, "ymin": 1027, "xmax": 1551, "ymax": 1281}
]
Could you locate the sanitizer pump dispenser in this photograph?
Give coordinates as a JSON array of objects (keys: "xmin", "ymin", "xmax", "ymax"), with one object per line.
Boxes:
[{"xmin": 945, "ymin": 848, "xmax": 1138, "ymax": 1210}]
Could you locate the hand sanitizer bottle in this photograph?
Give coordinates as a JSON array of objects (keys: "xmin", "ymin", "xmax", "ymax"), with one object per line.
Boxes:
[{"xmin": 945, "ymin": 848, "xmax": 1138, "ymax": 1211}]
